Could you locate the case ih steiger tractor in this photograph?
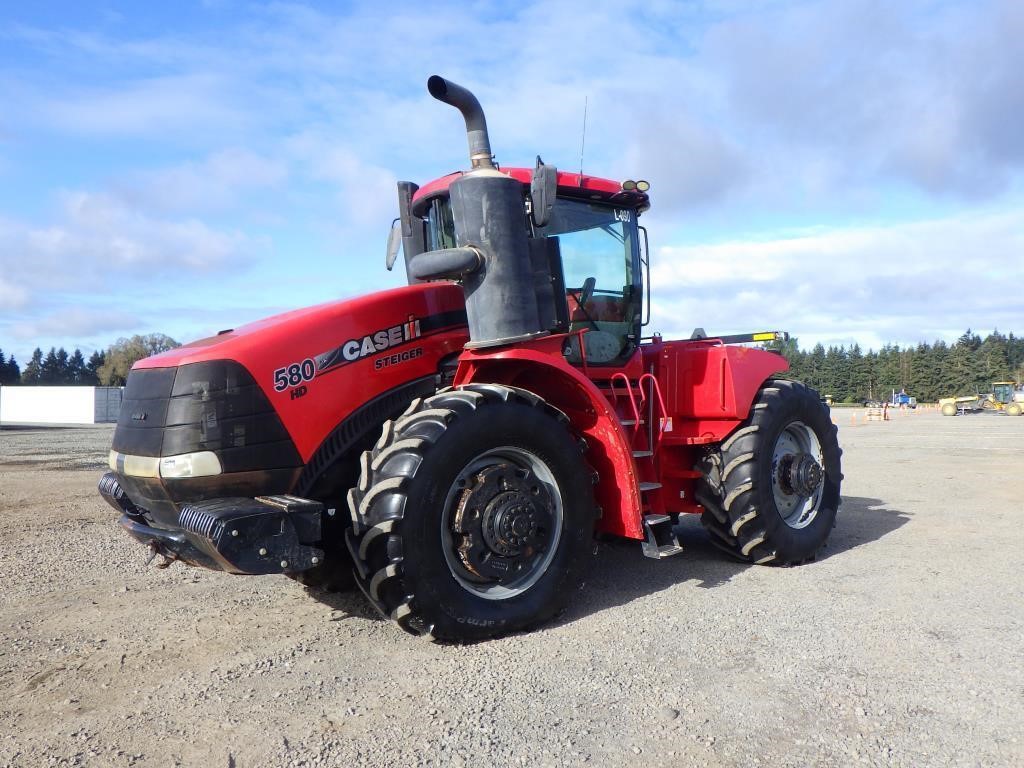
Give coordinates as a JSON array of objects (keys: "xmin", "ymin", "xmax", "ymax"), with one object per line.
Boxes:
[{"xmin": 99, "ymin": 77, "xmax": 842, "ymax": 641}]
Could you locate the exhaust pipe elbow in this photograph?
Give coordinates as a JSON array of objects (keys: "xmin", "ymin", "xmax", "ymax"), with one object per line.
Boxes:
[{"xmin": 427, "ymin": 75, "xmax": 494, "ymax": 169}]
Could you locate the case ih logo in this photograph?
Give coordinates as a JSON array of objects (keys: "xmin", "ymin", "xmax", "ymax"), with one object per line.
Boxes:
[
  {"xmin": 339, "ymin": 316, "xmax": 421, "ymax": 363},
  {"xmin": 312, "ymin": 309, "xmax": 466, "ymax": 379}
]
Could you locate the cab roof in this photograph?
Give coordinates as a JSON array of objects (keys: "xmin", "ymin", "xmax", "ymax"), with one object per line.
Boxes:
[{"xmin": 411, "ymin": 167, "xmax": 650, "ymax": 216}]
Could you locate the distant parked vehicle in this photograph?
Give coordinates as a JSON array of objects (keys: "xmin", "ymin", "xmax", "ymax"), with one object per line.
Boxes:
[{"xmin": 940, "ymin": 382, "xmax": 1023, "ymax": 416}]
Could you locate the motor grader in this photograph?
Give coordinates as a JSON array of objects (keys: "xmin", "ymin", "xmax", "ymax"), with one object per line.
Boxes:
[
  {"xmin": 99, "ymin": 76, "xmax": 842, "ymax": 641},
  {"xmin": 940, "ymin": 382, "xmax": 1024, "ymax": 416}
]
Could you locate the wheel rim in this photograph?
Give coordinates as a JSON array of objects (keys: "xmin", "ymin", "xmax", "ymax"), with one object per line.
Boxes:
[
  {"xmin": 441, "ymin": 446, "xmax": 563, "ymax": 600},
  {"xmin": 770, "ymin": 421, "xmax": 825, "ymax": 529}
]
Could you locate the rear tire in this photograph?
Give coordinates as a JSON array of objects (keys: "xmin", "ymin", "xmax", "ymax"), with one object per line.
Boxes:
[
  {"xmin": 697, "ymin": 379, "xmax": 842, "ymax": 565},
  {"xmin": 348, "ymin": 384, "xmax": 596, "ymax": 641}
]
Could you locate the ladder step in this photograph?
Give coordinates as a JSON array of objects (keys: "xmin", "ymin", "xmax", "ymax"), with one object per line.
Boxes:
[
  {"xmin": 619, "ymin": 418, "xmax": 646, "ymax": 426},
  {"xmin": 633, "ymin": 450, "xmax": 653, "ymax": 458},
  {"xmin": 645, "ymin": 543, "xmax": 684, "ymax": 558},
  {"xmin": 639, "ymin": 482, "xmax": 662, "ymax": 492},
  {"xmin": 641, "ymin": 513, "xmax": 683, "ymax": 559}
]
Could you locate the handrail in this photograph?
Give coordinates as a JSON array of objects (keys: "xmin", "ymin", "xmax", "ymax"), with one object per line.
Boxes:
[
  {"xmin": 610, "ymin": 372, "xmax": 640, "ymax": 427},
  {"xmin": 638, "ymin": 372, "xmax": 669, "ymax": 445}
]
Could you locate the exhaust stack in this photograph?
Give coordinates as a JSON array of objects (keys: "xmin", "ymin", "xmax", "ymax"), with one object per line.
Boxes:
[
  {"xmin": 407, "ymin": 75, "xmax": 547, "ymax": 349},
  {"xmin": 427, "ymin": 75, "xmax": 494, "ymax": 170}
]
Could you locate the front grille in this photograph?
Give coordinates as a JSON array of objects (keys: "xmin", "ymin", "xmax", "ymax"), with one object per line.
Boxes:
[
  {"xmin": 178, "ymin": 504, "xmax": 224, "ymax": 540},
  {"xmin": 112, "ymin": 359, "xmax": 301, "ymax": 471}
]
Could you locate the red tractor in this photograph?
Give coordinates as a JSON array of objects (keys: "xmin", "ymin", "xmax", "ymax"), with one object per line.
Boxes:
[{"xmin": 100, "ymin": 76, "xmax": 842, "ymax": 641}]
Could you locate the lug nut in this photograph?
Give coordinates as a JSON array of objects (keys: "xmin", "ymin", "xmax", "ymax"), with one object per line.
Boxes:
[
  {"xmin": 311, "ymin": 556, "xmax": 320, "ymax": 565},
  {"xmin": 327, "ymin": 508, "xmax": 336, "ymax": 517},
  {"xmin": 280, "ymin": 560, "xmax": 289, "ymax": 569},
  {"xmin": 231, "ymin": 529, "xmax": 239, "ymax": 537},
  {"xmin": 259, "ymin": 547, "xmax": 268, "ymax": 556}
]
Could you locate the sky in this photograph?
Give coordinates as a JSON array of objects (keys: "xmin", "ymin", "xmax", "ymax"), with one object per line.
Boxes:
[{"xmin": 1, "ymin": 0, "xmax": 1022, "ymax": 365}]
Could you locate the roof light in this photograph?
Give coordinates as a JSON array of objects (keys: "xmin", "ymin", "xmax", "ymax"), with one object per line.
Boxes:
[
  {"xmin": 621, "ymin": 179, "xmax": 637, "ymax": 191},
  {"xmin": 636, "ymin": 180, "xmax": 650, "ymax": 192}
]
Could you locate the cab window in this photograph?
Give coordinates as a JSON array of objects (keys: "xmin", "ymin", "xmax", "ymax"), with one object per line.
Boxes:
[{"xmin": 537, "ymin": 200, "xmax": 639, "ymax": 365}]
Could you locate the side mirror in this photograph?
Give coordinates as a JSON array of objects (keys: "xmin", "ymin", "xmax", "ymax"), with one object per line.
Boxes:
[
  {"xmin": 385, "ymin": 218, "xmax": 401, "ymax": 271},
  {"xmin": 530, "ymin": 156, "xmax": 557, "ymax": 228}
]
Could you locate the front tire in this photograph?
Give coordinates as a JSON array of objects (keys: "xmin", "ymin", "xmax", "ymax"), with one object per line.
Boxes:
[
  {"xmin": 348, "ymin": 384, "xmax": 596, "ymax": 641},
  {"xmin": 697, "ymin": 379, "xmax": 842, "ymax": 565},
  {"xmin": 1007, "ymin": 402, "xmax": 1022, "ymax": 416},
  {"xmin": 941, "ymin": 402, "xmax": 957, "ymax": 416}
]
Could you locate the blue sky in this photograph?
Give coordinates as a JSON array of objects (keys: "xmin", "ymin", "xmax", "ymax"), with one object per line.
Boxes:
[{"xmin": 1, "ymin": 0, "xmax": 1022, "ymax": 365}]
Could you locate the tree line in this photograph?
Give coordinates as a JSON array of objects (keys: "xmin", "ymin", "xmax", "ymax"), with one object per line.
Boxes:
[
  {"xmin": 0, "ymin": 334, "xmax": 180, "ymax": 387},
  {"xmin": 768, "ymin": 329, "xmax": 1024, "ymax": 403},
  {"xmin": 3, "ymin": 328, "xmax": 1022, "ymax": 401}
]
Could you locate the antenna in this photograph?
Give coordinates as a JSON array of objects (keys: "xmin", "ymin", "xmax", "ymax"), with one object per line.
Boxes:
[{"xmin": 578, "ymin": 96, "xmax": 588, "ymax": 181}]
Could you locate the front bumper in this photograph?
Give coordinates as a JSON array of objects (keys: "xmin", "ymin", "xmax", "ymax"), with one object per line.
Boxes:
[{"xmin": 99, "ymin": 472, "xmax": 324, "ymax": 575}]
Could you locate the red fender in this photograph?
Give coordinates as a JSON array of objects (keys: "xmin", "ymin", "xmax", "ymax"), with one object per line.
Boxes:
[{"xmin": 453, "ymin": 335, "xmax": 644, "ymax": 539}]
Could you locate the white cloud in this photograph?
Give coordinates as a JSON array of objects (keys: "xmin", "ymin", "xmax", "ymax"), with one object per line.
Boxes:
[
  {"xmin": 36, "ymin": 74, "xmax": 249, "ymax": 140},
  {"xmin": 111, "ymin": 147, "xmax": 288, "ymax": 214},
  {"xmin": 9, "ymin": 307, "xmax": 138, "ymax": 342},
  {"xmin": 0, "ymin": 276, "xmax": 29, "ymax": 311},
  {"xmin": 649, "ymin": 209, "xmax": 1024, "ymax": 349},
  {"xmin": 0, "ymin": 193, "xmax": 260, "ymax": 323},
  {"xmin": 285, "ymin": 131, "xmax": 398, "ymax": 223}
]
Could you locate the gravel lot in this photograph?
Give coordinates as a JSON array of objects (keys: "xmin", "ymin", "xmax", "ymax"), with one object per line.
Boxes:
[{"xmin": 1, "ymin": 411, "xmax": 1022, "ymax": 767}]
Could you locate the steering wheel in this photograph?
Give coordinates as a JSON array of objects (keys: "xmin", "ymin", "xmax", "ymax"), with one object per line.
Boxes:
[
  {"xmin": 569, "ymin": 277, "xmax": 600, "ymax": 331},
  {"xmin": 578, "ymin": 276, "xmax": 596, "ymax": 307}
]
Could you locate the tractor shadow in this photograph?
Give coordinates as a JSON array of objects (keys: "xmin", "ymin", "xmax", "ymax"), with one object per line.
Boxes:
[
  {"xmin": 556, "ymin": 495, "xmax": 909, "ymax": 627},
  {"xmin": 818, "ymin": 495, "xmax": 911, "ymax": 562},
  {"xmin": 301, "ymin": 496, "xmax": 911, "ymax": 634}
]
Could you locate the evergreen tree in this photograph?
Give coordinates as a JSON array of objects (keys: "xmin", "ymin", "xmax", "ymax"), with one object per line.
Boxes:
[
  {"xmin": 976, "ymin": 332, "xmax": 1011, "ymax": 385},
  {"xmin": 875, "ymin": 344, "xmax": 901, "ymax": 400},
  {"xmin": 807, "ymin": 344, "xmax": 826, "ymax": 392},
  {"xmin": 823, "ymin": 346, "xmax": 845, "ymax": 401},
  {"xmin": 848, "ymin": 344, "xmax": 870, "ymax": 402},
  {"xmin": 21, "ymin": 348, "xmax": 43, "ymax": 384},
  {"xmin": 946, "ymin": 333, "xmax": 978, "ymax": 394},
  {"xmin": 6, "ymin": 355, "xmax": 20, "ymax": 384},
  {"xmin": 55, "ymin": 347, "xmax": 70, "ymax": 383},
  {"xmin": 68, "ymin": 348, "xmax": 87, "ymax": 383},
  {"xmin": 85, "ymin": 351, "xmax": 105, "ymax": 385},
  {"xmin": 1008, "ymin": 333, "xmax": 1024, "ymax": 382},
  {"xmin": 913, "ymin": 342, "xmax": 944, "ymax": 402},
  {"xmin": 40, "ymin": 347, "xmax": 61, "ymax": 384},
  {"xmin": 957, "ymin": 328, "xmax": 982, "ymax": 352}
]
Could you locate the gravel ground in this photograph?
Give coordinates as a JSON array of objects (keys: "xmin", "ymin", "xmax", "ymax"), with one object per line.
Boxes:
[{"xmin": 1, "ymin": 411, "xmax": 1022, "ymax": 767}]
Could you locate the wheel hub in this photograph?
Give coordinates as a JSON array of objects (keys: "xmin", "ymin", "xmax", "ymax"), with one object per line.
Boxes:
[
  {"xmin": 451, "ymin": 462, "xmax": 554, "ymax": 583},
  {"xmin": 779, "ymin": 453, "xmax": 823, "ymax": 497}
]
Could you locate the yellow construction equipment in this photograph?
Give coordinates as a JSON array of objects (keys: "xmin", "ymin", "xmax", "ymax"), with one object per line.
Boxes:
[{"xmin": 940, "ymin": 382, "xmax": 1024, "ymax": 416}]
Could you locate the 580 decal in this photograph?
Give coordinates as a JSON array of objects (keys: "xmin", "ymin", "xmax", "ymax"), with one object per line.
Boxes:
[{"xmin": 273, "ymin": 358, "xmax": 316, "ymax": 392}]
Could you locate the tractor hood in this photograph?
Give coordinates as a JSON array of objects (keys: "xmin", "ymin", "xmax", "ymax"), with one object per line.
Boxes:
[
  {"xmin": 125, "ymin": 281, "xmax": 469, "ymax": 464},
  {"xmin": 136, "ymin": 282, "xmax": 466, "ymax": 371}
]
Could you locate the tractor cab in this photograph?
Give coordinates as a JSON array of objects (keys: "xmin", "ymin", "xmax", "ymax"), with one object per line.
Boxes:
[
  {"xmin": 993, "ymin": 382, "xmax": 1016, "ymax": 405},
  {"xmin": 395, "ymin": 167, "xmax": 651, "ymax": 368}
]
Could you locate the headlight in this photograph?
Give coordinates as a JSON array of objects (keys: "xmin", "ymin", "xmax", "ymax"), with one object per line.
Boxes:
[
  {"xmin": 110, "ymin": 449, "xmax": 223, "ymax": 478},
  {"xmin": 158, "ymin": 451, "xmax": 223, "ymax": 478}
]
